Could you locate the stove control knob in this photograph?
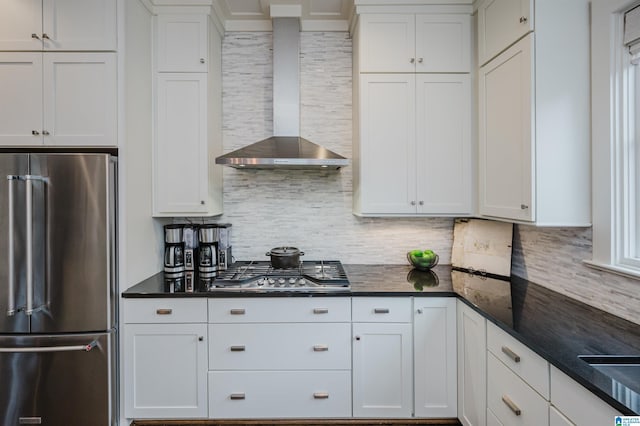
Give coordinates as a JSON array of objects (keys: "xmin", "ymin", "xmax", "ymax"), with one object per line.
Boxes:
[
  {"xmin": 257, "ymin": 278, "xmax": 265, "ymax": 286},
  {"xmin": 289, "ymin": 278, "xmax": 297, "ymax": 284},
  {"xmin": 298, "ymin": 278, "xmax": 306, "ymax": 286},
  {"xmin": 268, "ymin": 278, "xmax": 276, "ymax": 285},
  {"xmin": 278, "ymin": 278, "xmax": 286, "ymax": 285}
]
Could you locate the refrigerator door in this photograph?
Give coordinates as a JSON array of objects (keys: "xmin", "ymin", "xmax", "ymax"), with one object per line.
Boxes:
[
  {"xmin": 0, "ymin": 331, "xmax": 116, "ymax": 426},
  {"xmin": 30, "ymin": 153, "xmax": 117, "ymax": 333},
  {"xmin": 0, "ymin": 153, "xmax": 30, "ymax": 334}
]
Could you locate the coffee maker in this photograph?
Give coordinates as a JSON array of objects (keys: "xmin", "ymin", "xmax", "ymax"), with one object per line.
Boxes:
[
  {"xmin": 164, "ymin": 224, "xmax": 185, "ymax": 292},
  {"xmin": 198, "ymin": 224, "xmax": 218, "ymax": 288},
  {"xmin": 216, "ymin": 223, "xmax": 232, "ymax": 270}
]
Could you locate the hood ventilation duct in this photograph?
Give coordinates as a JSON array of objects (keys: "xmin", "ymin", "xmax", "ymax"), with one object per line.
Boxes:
[{"xmin": 215, "ymin": 17, "xmax": 349, "ymax": 169}]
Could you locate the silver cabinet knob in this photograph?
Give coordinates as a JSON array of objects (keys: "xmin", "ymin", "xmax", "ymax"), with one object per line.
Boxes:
[
  {"xmin": 355, "ymin": 336, "xmax": 361, "ymax": 341},
  {"xmin": 410, "ymin": 201, "xmax": 416, "ymax": 206},
  {"xmin": 32, "ymin": 130, "xmax": 40, "ymax": 135},
  {"xmin": 200, "ymin": 200, "xmax": 205, "ymax": 205},
  {"xmin": 42, "ymin": 33, "xmax": 50, "ymax": 39},
  {"xmin": 418, "ymin": 201, "xmax": 424, "ymax": 206},
  {"xmin": 31, "ymin": 33, "xmax": 40, "ymax": 40},
  {"xmin": 418, "ymin": 58, "xmax": 424, "ymax": 63},
  {"xmin": 410, "ymin": 58, "xmax": 415, "ymax": 64},
  {"xmin": 42, "ymin": 130, "xmax": 50, "ymax": 136},
  {"xmin": 416, "ymin": 309, "xmax": 423, "ymax": 314},
  {"xmin": 519, "ymin": 16, "xmax": 528, "ymax": 23},
  {"xmin": 520, "ymin": 204, "xmax": 529, "ymax": 210},
  {"xmin": 200, "ymin": 58, "xmax": 205, "ymax": 64},
  {"xmin": 198, "ymin": 336, "xmax": 204, "ymax": 341}
]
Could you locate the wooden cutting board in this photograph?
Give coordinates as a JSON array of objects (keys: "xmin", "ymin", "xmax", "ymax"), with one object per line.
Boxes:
[{"xmin": 451, "ymin": 218, "xmax": 513, "ymax": 277}]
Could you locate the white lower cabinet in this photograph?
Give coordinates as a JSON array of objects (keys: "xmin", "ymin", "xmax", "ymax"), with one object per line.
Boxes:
[
  {"xmin": 549, "ymin": 365, "xmax": 621, "ymax": 426},
  {"xmin": 207, "ymin": 298, "xmax": 352, "ymax": 419},
  {"xmin": 414, "ymin": 297, "xmax": 457, "ymax": 418},
  {"xmin": 209, "ymin": 370, "xmax": 352, "ymax": 418},
  {"xmin": 457, "ymin": 300, "xmax": 487, "ymax": 426},
  {"xmin": 123, "ymin": 299, "xmax": 208, "ymax": 419},
  {"xmin": 487, "ymin": 352, "xmax": 549, "ymax": 426},
  {"xmin": 549, "ymin": 406, "xmax": 574, "ymax": 426},
  {"xmin": 352, "ymin": 297, "xmax": 413, "ymax": 418}
]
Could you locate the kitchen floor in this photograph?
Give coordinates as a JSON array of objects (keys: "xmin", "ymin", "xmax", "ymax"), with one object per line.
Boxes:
[{"xmin": 130, "ymin": 420, "xmax": 461, "ymax": 426}]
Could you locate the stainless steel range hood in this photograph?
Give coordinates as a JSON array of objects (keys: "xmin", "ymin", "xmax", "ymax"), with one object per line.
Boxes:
[{"xmin": 216, "ymin": 17, "xmax": 349, "ymax": 170}]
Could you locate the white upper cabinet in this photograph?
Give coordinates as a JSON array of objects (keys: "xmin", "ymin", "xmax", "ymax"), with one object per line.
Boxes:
[
  {"xmin": 477, "ymin": 0, "xmax": 533, "ymax": 66},
  {"xmin": 359, "ymin": 13, "xmax": 470, "ymax": 73},
  {"xmin": 0, "ymin": 0, "xmax": 117, "ymax": 51},
  {"xmin": 479, "ymin": 36, "xmax": 533, "ymax": 222},
  {"xmin": 156, "ymin": 14, "xmax": 208, "ymax": 73},
  {"xmin": 0, "ymin": 52, "xmax": 117, "ymax": 146},
  {"xmin": 477, "ymin": 0, "xmax": 591, "ymax": 226}
]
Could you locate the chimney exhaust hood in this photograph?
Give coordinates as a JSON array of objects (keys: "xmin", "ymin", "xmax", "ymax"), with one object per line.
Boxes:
[{"xmin": 215, "ymin": 16, "xmax": 349, "ymax": 170}]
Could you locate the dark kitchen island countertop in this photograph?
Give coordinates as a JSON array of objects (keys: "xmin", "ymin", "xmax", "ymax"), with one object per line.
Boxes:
[{"xmin": 122, "ymin": 264, "xmax": 640, "ymax": 416}]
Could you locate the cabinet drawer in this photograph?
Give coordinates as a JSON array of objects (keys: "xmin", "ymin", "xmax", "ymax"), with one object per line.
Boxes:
[
  {"xmin": 550, "ymin": 365, "xmax": 621, "ymax": 425},
  {"xmin": 209, "ymin": 323, "xmax": 351, "ymax": 370},
  {"xmin": 487, "ymin": 322, "xmax": 549, "ymax": 398},
  {"xmin": 352, "ymin": 297, "xmax": 412, "ymax": 322},
  {"xmin": 208, "ymin": 370, "xmax": 352, "ymax": 418},
  {"xmin": 487, "ymin": 352, "xmax": 549, "ymax": 426},
  {"xmin": 208, "ymin": 297, "xmax": 351, "ymax": 323},
  {"xmin": 124, "ymin": 298, "xmax": 207, "ymax": 323}
]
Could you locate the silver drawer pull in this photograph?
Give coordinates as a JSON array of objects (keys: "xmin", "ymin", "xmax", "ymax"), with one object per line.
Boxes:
[
  {"xmin": 313, "ymin": 345, "xmax": 329, "ymax": 352},
  {"xmin": 230, "ymin": 345, "xmax": 246, "ymax": 352},
  {"xmin": 501, "ymin": 395, "xmax": 522, "ymax": 416},
  {"xmin": 313, "ymin": 308, "xmax": 329, "ymax": 314},
  {"xmin": 230, "ymin": 393, "xmax": 245, "ymax": 400},
  {"xmin": 501, "ymin": 346, "xmax": 521, "ymax": 363},
  {"xmin": 156, "ymin": 308, "xmax": 172, "ymax": 315},
  {"xmin": 374, "ymin": 308, "xmax": 390, "ymax": 314},
  {"xmin": 230, "ymin": 308, "xmax": 245, "ymax": 315},
  {"xmin": 313, "ymin": 392, "xmax": 329, "ymax": 399}
]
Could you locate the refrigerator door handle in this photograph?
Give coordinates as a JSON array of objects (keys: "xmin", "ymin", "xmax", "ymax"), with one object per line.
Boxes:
[
  {"xmin": 23, "ymin": 175, "xmax": 47, "ymax": 316},
  {"xmin": 0, "ymin": 340, "xmax": 98, "ymax": 353},
  {"xmin": 6, "ymin": 175, "xmax": 20, "ymax": 316}
]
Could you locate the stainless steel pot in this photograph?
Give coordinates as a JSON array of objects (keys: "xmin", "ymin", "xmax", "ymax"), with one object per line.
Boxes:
[{"xmin": 266, "ymin": 247, "xmax": 304, "ymax": 269}]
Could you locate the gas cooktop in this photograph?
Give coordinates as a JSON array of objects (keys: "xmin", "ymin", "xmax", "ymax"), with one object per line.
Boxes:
[{"xmin": 206, "ymin": 260, "xmax": 350, "ymax": 292}]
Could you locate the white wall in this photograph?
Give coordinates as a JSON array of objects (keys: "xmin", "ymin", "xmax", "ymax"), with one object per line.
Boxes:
[{"xmin": 122, "ymin": 0, "xmax": 165, "ymax": 288}]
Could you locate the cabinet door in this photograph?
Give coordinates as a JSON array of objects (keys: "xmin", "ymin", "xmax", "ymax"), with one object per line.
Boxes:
[
  {"xmin": 124, "ymin": 323, "xmax": 208, "ymax": 419},
  {"xmin": 156, "ymin": 14, "xmax": 208, "ymax": 72},
  {"xmin": 42, "ymin": 52, "xmax": 117, "ymax": 146},
  {"xmin": 359, "ymin": 14, "xmax": 415, "ymax": 73},
  {"xmin": 414, "ymin": 298, "xmax": 457, "ymax": 418},
  {"xmin": 42, "ymin": 0, "xmax": 117, "ymax": 51},
  {"xmin": 0, "ymin": 0, "xmax": 42, "ymax": 50},
  {"xmin": 457, "ymin": 301, "xmax": 487, "ymax": 426},
  {"xmin": 416, "ymin": 74, "xmax": 471, "ymax": 215},
  {"xmin": 352, "ymin": 322, "xmax": 413, "ymax": 418},
  {"xmin": 478, "ymin": 0, "xmax": 532, "ymax": 66},
  {"xmin": 479, "ymin": 35, "xmax": 534, "ymax": 222},
  {"xmin": 154, "ymin": 73, "xmax": 209, "ymax": 215},
  {"xmin": 0, "ymin": 53, "xmax": 43, "ymax": 145},
  {"xmin": 549, "ymin": 406, "xmax": 574, "ymax": 426},
  {"xmin": 359, "ymin": 74, "xmax": 416, "ymax": 214},
  {"xmin": 415, "ymin": 14, "xmax": 470, "ymax": 73}
]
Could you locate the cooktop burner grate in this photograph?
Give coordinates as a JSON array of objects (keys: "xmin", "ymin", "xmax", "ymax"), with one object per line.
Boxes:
[{"xmin": 208, "ymin": 260, "xmax": 350, "ymax": 291}]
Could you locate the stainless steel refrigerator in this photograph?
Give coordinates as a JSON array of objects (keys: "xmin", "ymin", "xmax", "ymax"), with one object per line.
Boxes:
[{"xmin": 0, "ymin": 152, "xmax": 117, "ymax": 426}]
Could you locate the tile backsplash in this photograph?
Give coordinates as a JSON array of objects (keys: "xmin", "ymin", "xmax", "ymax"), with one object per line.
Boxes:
[
  {"xmin": 218, "ymin": 31, "xmax": 454, "ymax": 264},
  {"xmin": 214, "ymin": 31, "xmax": 639, "ymax": 324}
]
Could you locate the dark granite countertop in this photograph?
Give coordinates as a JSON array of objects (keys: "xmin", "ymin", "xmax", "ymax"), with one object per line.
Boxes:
[{"xmin": 122, "ymin": 264, "xmax": 640, "ymax": 416}]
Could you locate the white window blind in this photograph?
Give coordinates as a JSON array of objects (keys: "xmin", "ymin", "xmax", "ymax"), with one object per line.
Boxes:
[{"xmin": 625, "ymin": 5, "xmax": 640, "ymax": 63}]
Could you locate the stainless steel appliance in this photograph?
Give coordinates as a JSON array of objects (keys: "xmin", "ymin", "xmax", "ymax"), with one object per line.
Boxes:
[
  {"xmin": 164, "ymin": 224, "xmax": 185, "ymax": 292},
  {"xmin": 198, "ymin": 224, "xmax": 218, "ymax": 289},
  {"xmin": 207, "ymin": 260, "xmax": 350, "ymax": 293},
  {"xmin": 216, "ymin": 223, "xmax": 232, "ymax": 271},
  {"xmin": 0, "ymin": 152, "xmax": 117, "ymax": 426}
]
